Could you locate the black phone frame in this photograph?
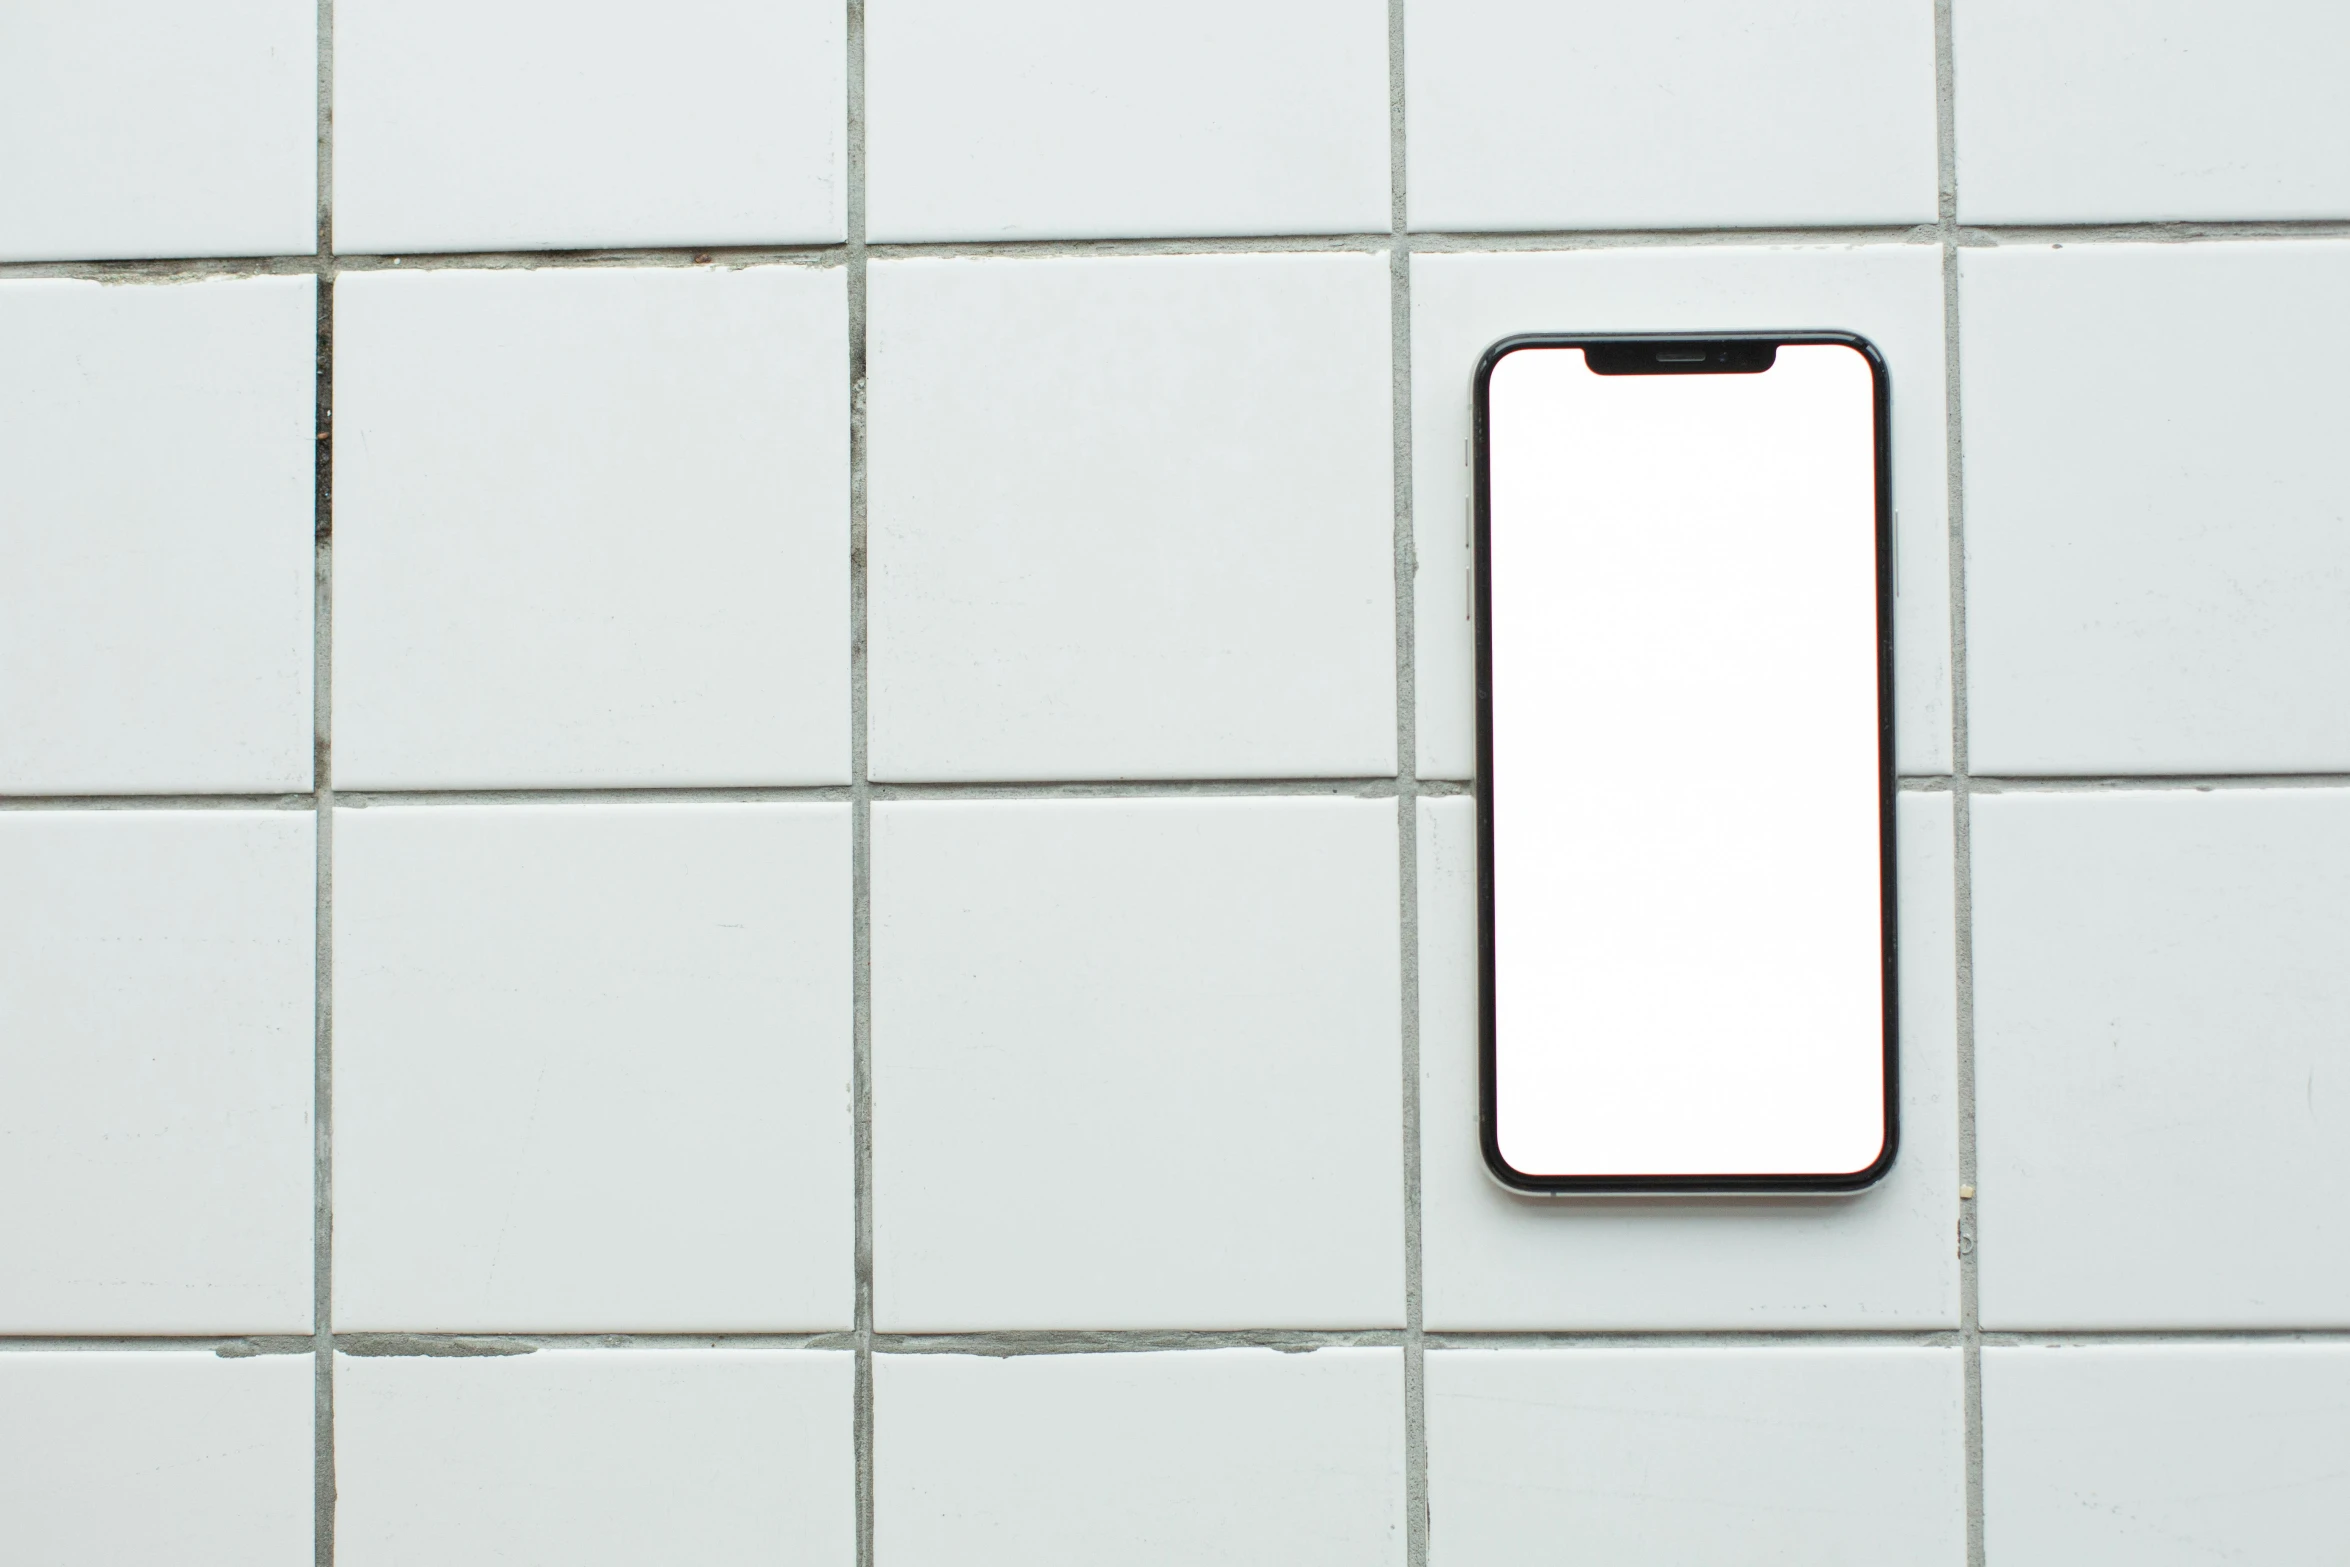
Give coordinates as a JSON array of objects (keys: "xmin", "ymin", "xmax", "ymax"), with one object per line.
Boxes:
[{"xmin": 1473, "ymin": 331, "xmax": 1900, "ymax": 1195}]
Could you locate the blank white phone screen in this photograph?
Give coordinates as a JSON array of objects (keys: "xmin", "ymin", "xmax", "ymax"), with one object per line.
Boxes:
[{"xmin": 1487, "ymin": 343, "xmax": 1886, "ymax": 1181}]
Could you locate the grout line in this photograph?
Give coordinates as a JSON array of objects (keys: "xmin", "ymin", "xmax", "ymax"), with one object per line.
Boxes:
[
  {"xmin": 23, "ymin": 771, "xmax": 2350, "ymax": 813},
  {"xmin": 1934, "ymin": 6, "xmax": 1986, "ymax": 1565},
  {"xmin": 1, "ymin": 777, "xmax": 1456, "ymax": 809},
  {"xmin": 6, "ymin": 1324, "xmax": 2348, "ymax": 1355},
  {"xmin": 843, "ymin": 7, "xmax": 874, "ymax": 1567},
  {"xmin": 15, "ymin": 215, "xmax": 2350, "ymax": 285},
  {"xmin": 0, "ymin": 793, "xmax": 319, "ymax": 811},
  {"xmin": 311, "ymin": 3, "xmax": 337, "ymax": 1563},
  {"xmin": 1962, "ymin": 773, "xmax": 2350, "ymax": 792},
  {"xmin": 333, "ymin": 776, "xmax": 1430, "ymax": 803},
  {"xmin": 1387, "ymin": 5, "xmax": 1428, "ymax": 1563}
]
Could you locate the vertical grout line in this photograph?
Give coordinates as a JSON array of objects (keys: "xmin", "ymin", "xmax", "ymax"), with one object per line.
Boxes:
[
  {"xmin": 1388, "ymin": 3, "xmax": 1427, "ymax": 1563},
  {"xmin": 311, "ymin": 2, "xmax": 337, "ymax": 1563},
  {"xmin": 844, "ymin": 5, "xmax": 874, "ymax": 1566},
  {"xmin": 1934, "ymin": 3, "xmax": 1985, "ymax": 1563}
]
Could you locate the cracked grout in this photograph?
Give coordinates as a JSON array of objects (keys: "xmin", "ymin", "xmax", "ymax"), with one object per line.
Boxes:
[
  {"xmin": 310, "ymin": 2, "xmax": 337, "ymax": 1563},
  {"xmin": 12, "ymin": 215, "xmax": 2350, "ymax": 284},
  {"xmin": 17, "ymin": 1324, "xmax": 2344, "ymax": 1356},
  {"xmin": 843, "ymin": 8, "xmax": 874, "ymax": 1567}
]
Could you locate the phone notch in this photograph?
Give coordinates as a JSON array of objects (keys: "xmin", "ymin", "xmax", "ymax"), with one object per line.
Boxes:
[{"xmin": 1584, "ymin": 339, "xmax": 1779, "ymax": 375}]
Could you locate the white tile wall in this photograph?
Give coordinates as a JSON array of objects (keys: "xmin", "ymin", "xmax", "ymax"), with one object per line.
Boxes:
[
  {"xmin": 1954, "ymin": 1, "xmax": 2350, "ymax": 223},
  {"xmin": 1961, "ymin": 242, "xmax": 2350, "ymax": 775},
  {"xmin": 866, "ymin": 0, "xmax": 1390, "ymax": 242},
  {"xmin": 335, "ymin": 1348, "xmax": 853, "ymax": 1566},
  {"xmin": 15, "ymin": 4, "xmax": 2344, "ymax": 1559},
  {"xmin": 0, "ymin": 813, "xmax": 313, "ymax": 1334},
  {"xmin": 1427, "ymin": 1347, "xmax": 1967, "ymax": 1566},
  {"xmin": 1410, "ymin": 245, "xmax": 1952, "ymax": 779},
  {"xmin": 1, "ymin": 277, "xmax": 315, "ymax": 794},
  {"xmin": 871, "ymin": 799, "xmax": 1402, "ymax": 1329},
  {"xmin": 0, "ymin": 0, "xmax": 316, "ymax": 262},
  {"xmin": 1973, "ymin": 791, "xmax": 2350, "ymax": 1329},
  {"xmin": 332, "ymin": 264, "xmax": 849, "ymax": 789},
  {"xmin": 0, "ymin": 1351, "xmax": 313, "ymax": 1565},
  {"xmin": 333, "ymin": 804, "xmax": 852, "ymax": 1332},
  {"xmin": 867, "ymin": 253, "xmax": 1396, "ymax": 781},
  {"xmin": 1417, "ymin": 793, "xmax": 1960, "ymax": 1330},
  {"xmin": 875, "ymin": 1349, "xmax": 1406, "ymax": 1566},
  {"xmin": 1406, "ymin": 0, "xmax": 1939, "ymax": 232},
  {"xmin": 1981, "ymin": 1344, "xmax": 2350, "ymax": 1566},
  {"xmin": 332, "ymin": 0, "xmax": 844, "ymax": 253}
]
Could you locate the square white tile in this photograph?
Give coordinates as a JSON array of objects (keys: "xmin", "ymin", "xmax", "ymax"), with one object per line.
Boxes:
[
  {"xmin": 871, "ymin": 798, "xmax": 1402, "ymax": 1329},
  {"xmin": 332, "ymin": 265, "xmax": 848, "ymax": 789},
  {"xmin": 1982, "ymin": 1344, "xmax": 2350, "ymax": 1566},
  {"xmin": 867, "ymin": 253, "xmax": 1395, "ymax": 782},
  {"xmin": 876, "ymin": 1349, "xmax": 1405, "ymax": 1566},
  {"xmin": 1961, "ymin": 242, "xmax": 2350, "ymax": 774},
  {"xmin": 0, "ymin": 0, "xmax": 315, "ymax": 262},
  {"xmin": 1419, "ymin": 793, "xmax": 1959, "ymax": 1329},
  {"xmin": 1955, "ymin": 1, "xmax": 2350, "ymax": 223},
  {"xmin": 333, "ymin": 804, "xmax": 851, "ymax": 1332},
  {"xmin": 1427, "ymin": 1347, "xmax": 1966, "ymax": 1565},
  {"xmin": 336, "ymin": 1348, "xmax": 852, "ymax": 1566},
  {"xmin": 0, "ymin": 1351, "xmax": 313, "ymax": 1565},
  {"xmin": 866, "ymin": 0, "xmax": 1388, "ymax": 241},
  {"xmin": 1, "ymin": 278, "xmax": 315, "ymax": 794},
  {"xmin": 0, "ymin": 813, "xmax": 313, "ymax": 1334},
  {"xmin": 332, "ymin": 0, "xmax": 843, "ymax": 252},
  {"xmin": 1411, "ymin": 246, "xmax": 1951, "ymax": 780},
  {"xmin": 1973, "ymin": 790, "xmax": 2350, "ymax": 1328},
  {"xmin": 1406, "ymin": 0, "xmax": 1938, "ymax": 232}
]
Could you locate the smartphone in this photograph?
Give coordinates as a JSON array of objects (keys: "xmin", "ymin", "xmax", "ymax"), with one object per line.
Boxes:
[{"xmin": 1474, "ymin": 332, "xmax": 1896, "ymax": 1193}]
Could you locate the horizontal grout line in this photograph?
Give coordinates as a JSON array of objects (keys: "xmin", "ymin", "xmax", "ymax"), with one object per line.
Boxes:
[
  {"xmin": 1969, "ymin": 772, "xmax": 2350, "ymax": 793},
  {"xmin": 0, "ymin": 1336, "xmax": 319, "ymax": 1355},
  {"xmin": 10, "ymin": 217, "xmax": 2350, "ymax": 281},
  {"xmin": 0, "ymin": 792, "xmax": 316, "ymax": 811},
  {"xmin": 862, "ymin": 233, "xmax": 1394, "ymax": 260},
  {"xmin": 18, "ymin": 774, "xmax": 2350, "ymax": 811},
  {"xmin": 12, "ymin": 1326, "xmax": 2350, "ymax": 1356},
  {"xmin": 1407, "ymin": 223, "xmax": 1939, "ymax": 252},
  {"xmin": 1955, "ymin": 217, "xmax": 2350, "ymax": 246},
  {"xmin": 5, "ymin": 778, "xmax": 1479, "ymax": 810}
]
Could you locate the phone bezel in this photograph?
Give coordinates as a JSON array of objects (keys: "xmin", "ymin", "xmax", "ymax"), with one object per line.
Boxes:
[{"xmin": 1473, "ymin": 330, "xmax": 1900, "ymax": 1195}]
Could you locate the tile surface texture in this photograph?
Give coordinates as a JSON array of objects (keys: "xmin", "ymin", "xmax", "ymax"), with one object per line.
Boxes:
[
  {"xmin": 332, "ymin": 0, "xmax": 844, "ymax": 252},
  {"xmin": 866, "ymin": 0, "xmax": 1389, "ymax": 241},
  {"xmin": 867, "ymin": 253, "xmax": 1395, "ymax": 781},
  {"xmin": 333, "ymin": 804, "xmax": 852, "ymax": 1331},
  {"xmin": 1418, "ymin": 793, "xmax": 1959, "ymax": 1329},
  {"xmin": 332, "ymin": 265, "xmax": 849, "ymax": 788},
  {"xmin": 871, "ymin": 798, "xmax": 1403, "ymax": 1329},
  {"xmin": 16, "ymin": 1, "xmax": 2347, "ymax": 1556},
  {"xmin": 1, "ymin": 277, "xmax": 316, "ymax": 793},
  {"xmin": 1411, "ymin": 245, "xmax": 1951, "ymax": 779},
  {"xmin": 335, "ymin": 1349, "xmax": 853, "ymax": 1566},
  {"xmin": 0, "ymin": 812, "xmax": 314, "ymax": 1334},
  {"xmin": 1961, "ymin": 242, "xmax": 2350, "ymax": 774},
  {"xmin": 1406, "ymin": 0, "xmax": 1938, "ymax": 231},
  {"xmin": 1954, "ymin": 0, "xmax": 2350, "ymax": 222},
  {"xmin": 1981, "ymin": 1344, "xmax": 2350, "ymax": 1566},
  {"xmin": 1972, "ymin": 790, "xmax": 2350, "ymax": 1328},
  {"xmin": 0, "ymin": 0, "xmax": 316, "ymax": 261},
  {"xmin": 875, "ymin": 1349, "xmax": 1406, "ymax": 1566},
  {"xmin": 1427, "ymin": 1346, "xmax": 1967, "ymax": 1566},
  {"xmin": 0, "ymin": 1352, "xmax": 314, "ymax": 1565}
]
